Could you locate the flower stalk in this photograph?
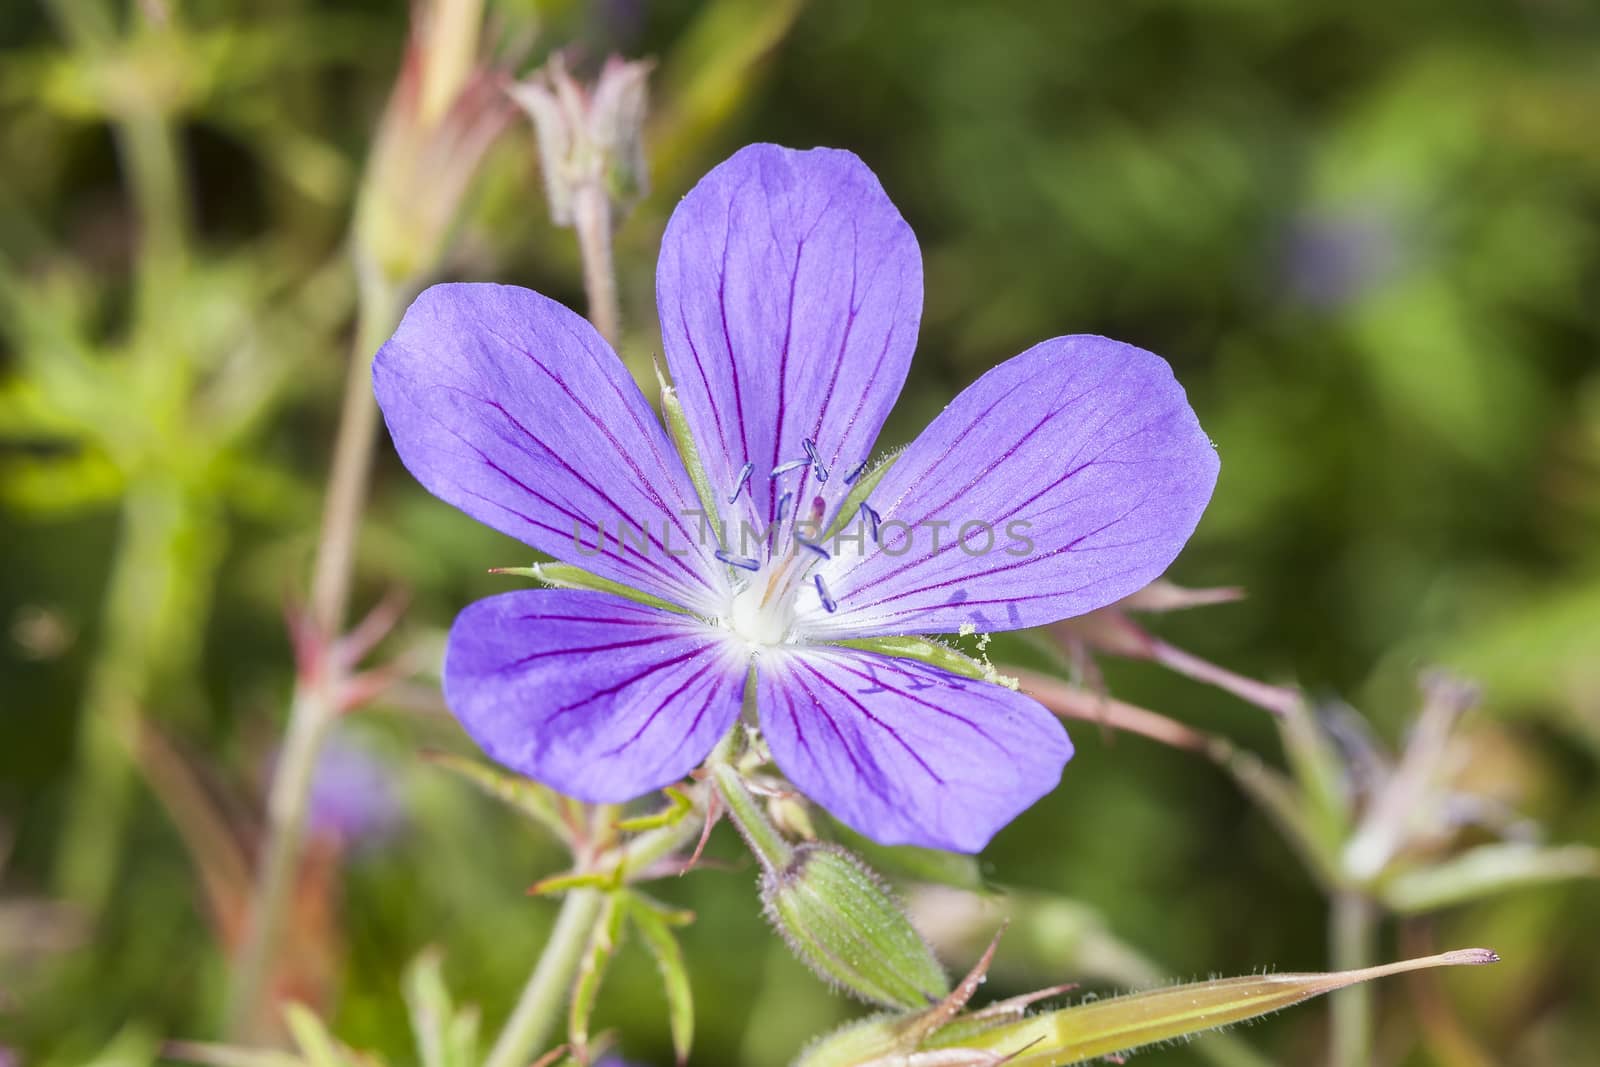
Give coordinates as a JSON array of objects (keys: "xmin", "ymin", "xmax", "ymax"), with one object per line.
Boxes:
[
  {"xmin": 481, "ymin": 888, "xmax": 605, "ymax": 1067},
  {"xmin": 572, "ymin": 181, "xmax": 622, "ymax": 346},
  {"xmin": 1329, "ymin": 889, "xmax": 1378, "ymax": 1067},
  {"xmin": 225, "ymin": 275, "xmax": 403, "ymax": 1039},
  {"xmin": 710, "ymin": 756, "xmax": 794, "ymax": 873}
]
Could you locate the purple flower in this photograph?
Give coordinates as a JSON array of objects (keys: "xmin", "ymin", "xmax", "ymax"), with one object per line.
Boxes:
[
  {"xmin": 373, "ymin": 144, "xmax": 1218, "ymax": 852},
  {"xmin": 1280, "ymin": 206, "xmax": 1402, "ymax": 309},
  {"xmin": 306, "ymin": 734, "xmax": 403, "ymax": 846}
]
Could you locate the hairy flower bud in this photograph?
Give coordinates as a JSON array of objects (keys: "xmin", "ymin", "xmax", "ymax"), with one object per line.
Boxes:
[
  {"xmin": 509, "ymin": 53, "xmax": 652, "ymax": 226},
  {"xmin": 354, "ymin": 0, "xmax": 515, "ymax": 289},
  {"xmin": 761, "ymin": 842, "xmax": 949, "ymax": 1010}
]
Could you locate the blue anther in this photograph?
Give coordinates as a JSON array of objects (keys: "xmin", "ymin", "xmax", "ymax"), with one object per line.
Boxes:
[
  {"xmin": 802, "ymin": 437, "xmax": 829, "ymax": 482},
  {"xmin": 799, "ymin": 538, "xmax": 830, "ymax": 561},
  {"xmin": 775, "ymin": 491, "xmax": 793, "ymax": 522},
  {"xmin": 770, "ymin": 458, "xmax": 809, "ymax": 479},
  {"xmin": 814, "ymin": 573, "xmax": 837, "ymax": 613},
  {"xmin": 843, "ymin": 460, "xmax": 869, "ymax": 484},
  {"xmin": 714, "ymin": 548, "xmax": 761, "ymax": 572},
  {"xmin": 859, "ymin": 501, "xmax": 882, "ymax": 543},
  {"xmin": 728, "ymin": 461, "xmax": 754, "ymax": 504}
]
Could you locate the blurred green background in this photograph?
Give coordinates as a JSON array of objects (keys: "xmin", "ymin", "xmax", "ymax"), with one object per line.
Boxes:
[{"xmin": 2, "ymin": 0, "xmax": 1598, "ymax": 1064}]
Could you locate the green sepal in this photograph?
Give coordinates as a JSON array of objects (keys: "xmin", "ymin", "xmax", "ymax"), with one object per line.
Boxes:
[
  {"xmin": 761, "ymin": 843, "xmax": 949, "ymax": 1011},
  {"xmin": 654, "ymin": 360, "xmax": 724, "ymax": 543},
  {"xmin": 830, "ymin": 635, "xmax": 1010, "ymax": 687},
  {"xmin": 491, "ymin": 561, "xmax": 687, "ymax": 615},
  {"xmin": 820, "ymin": 447, "xmax": 901, "ymax": 543}
]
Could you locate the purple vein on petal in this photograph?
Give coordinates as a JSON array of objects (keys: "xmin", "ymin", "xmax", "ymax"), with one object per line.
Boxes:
[{"xmin": 795, "ymin": 658, "xmax": 945, "ymax": 785}]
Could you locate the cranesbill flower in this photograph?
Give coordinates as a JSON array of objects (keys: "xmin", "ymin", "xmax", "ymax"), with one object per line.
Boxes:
[{"xmin": 373, "ymin": 144, "xmax": 1218, "ymax": 852}]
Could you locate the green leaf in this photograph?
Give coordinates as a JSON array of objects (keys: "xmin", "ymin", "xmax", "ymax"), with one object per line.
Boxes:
[
  {"xmin": 568, "ymin": 892, "xmax": 626, "ymax": 1056},
  {"xmin": 629, "ymin": 893, "xmax": 696, "ymax": 1065},
  {"xmin": 0, "ymin": 448, "xmax": 124, "ymax": 517},
  {"xmin": 70, "ymin": 1026, "xmax": 162, "ymax": 1067},
  {"xmin": 490, "ymin": 562, "xmax": 687, "ymax": 615},
  {"xmin": 403, "ymin": 950, "xmax": 451, "ymax": 1067},
  {"xmin": 158, "ymin": 1042, "xmax": 306, "ymax": 1067},
  {"xmin": 423, "ymin": 751, "xmax": 570, "ymax": 843},
  {"xmin": 1381, "ymin": 842, "xmax": 1600, "ymax": 914},
  {"xmin": 616, "ymin": 786, "xmax": 694, "ymax": 832},
  {"xmin": 284, "ymin": 1004, "xmax": 347, "ymax": 1067}
]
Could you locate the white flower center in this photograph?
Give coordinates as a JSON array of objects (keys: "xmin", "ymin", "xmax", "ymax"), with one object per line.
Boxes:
[{"xmin": 724, "ymin": 576, "xmax": 795, "ymax": 649}]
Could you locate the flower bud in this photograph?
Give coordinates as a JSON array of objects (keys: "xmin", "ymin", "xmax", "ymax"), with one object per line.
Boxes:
[
  {"xmin": 509, "ymin": 53, "xmax": 652, "ymax": 226},
  {"xmin": 761, "ymin": 842, "xmax": 948, "ymax": 1010},
  {"xmin": 354, "ymin": 0, "xmax": 515, "ymax": 290}
]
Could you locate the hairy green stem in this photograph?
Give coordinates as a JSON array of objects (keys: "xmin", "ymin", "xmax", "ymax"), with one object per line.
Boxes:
[
  {"xmin": 482, "ymin": 889, "xmax": 606, "ymax": 1067},
  {"xmin": 710, "ymin": 759, "xmax": 794, "ymax": 873},
  {"xmin": 224, "ymin": 272, "xmax": 402, "ymax": 1040},
  {"xmin": 1329, "ymin": 890, "xmax": 1378, "ymax": 1067}
]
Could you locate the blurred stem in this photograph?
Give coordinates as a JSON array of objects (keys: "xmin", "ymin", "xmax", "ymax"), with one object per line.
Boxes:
[
  {"xmin": 573, "ymin": 183, "xmax": 620, "ymax": 347},
  {"xmin": 1329, "ymin": 890, "xmax": 1378, "ymax": 1067},
  {"xmin": 308, "ymin": 268, "xmax": 403, "ymax": 638},
  {"xmin": 482, "ymin": 889, "xmax": 605, "ymax": 1067},
  {"xmin": 45, "ymin": 0, "xmax": 190, "ymax": 316},
  {"xmin": 120, "ymin": 113, "xmax": 190, "ymax": 319},
  {"xmin": 224, "ymin": 269, "xmax": 403, "ymax": 1040},
  {"xmin": 53, "ymin": 479, "xmax": 221, "ymax": 911}
]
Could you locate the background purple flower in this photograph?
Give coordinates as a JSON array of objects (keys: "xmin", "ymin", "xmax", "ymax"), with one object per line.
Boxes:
[
  {"xmin": 374, "ymin": 144, "xmax": 1218, "ymax": 852},
  {"xmin": 305, "ymin": 734, "xmax": 403, "ymax": 847},
  {"xmin": 1281, "ymin": 205, "xmax": 1403, "ymax": 309}
]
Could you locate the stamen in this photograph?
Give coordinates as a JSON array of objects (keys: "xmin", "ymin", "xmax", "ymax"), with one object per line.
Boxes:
[
  {"xmin": 775, "ymin": 491, "xmax": 793, "ymax": 522},
  {"xmin": 728, "ymin": 461, "xmax": 754, "ymax": 504},
  {"xmin": 859, "ymin": 501, "xmax": 881, "ymax": 543},
  {"xmin": 770, "ymin": 458, "xmax": 809, "ymax": 479},
  {"xmin": 799, "ymin": 538, "xmax": 830, "ymax": 561},
  {"xmin": 814, "ymin": 573, "xmax": 837, "ymax": 613},
  {"xmin": 801, "ymin": 438, "xmax": 829, "ymax": 482},
  {"xmin": 843, "ymin": 459, "xmax": 869, "ymax": 484},
  {"xmin": 714, "ymin": 548, "xmax": 761, "ymax": 572}
]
